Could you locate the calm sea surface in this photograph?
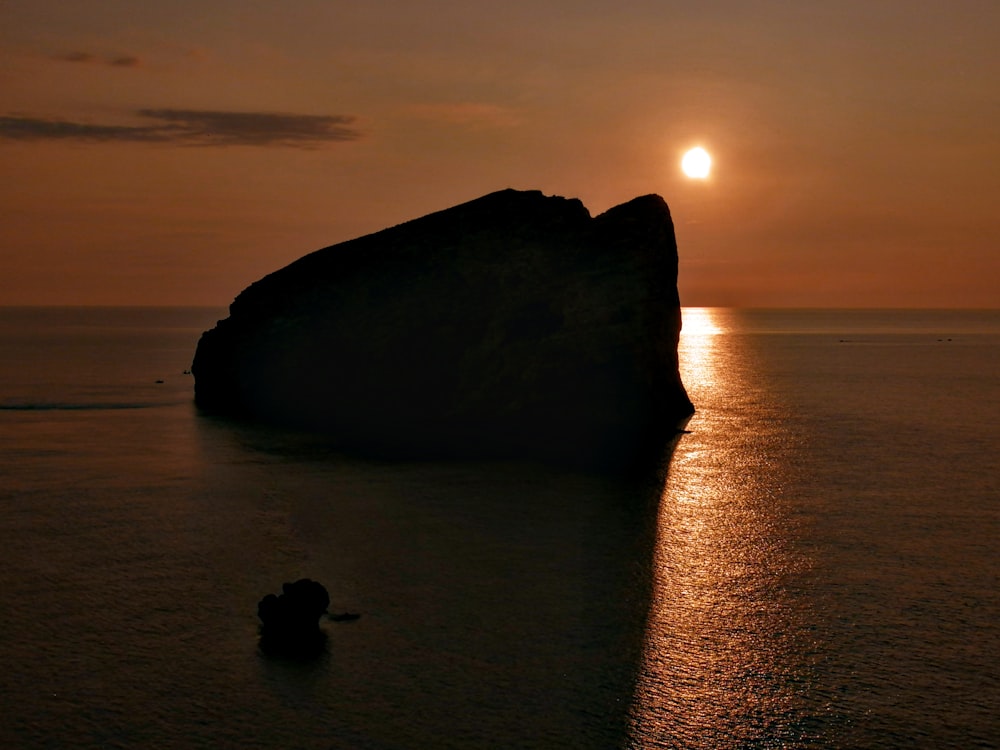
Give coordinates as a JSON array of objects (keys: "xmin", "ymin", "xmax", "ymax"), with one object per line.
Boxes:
[{"xmin": 0, "ymin": 307, "xmax": 997, "ymax": 749}]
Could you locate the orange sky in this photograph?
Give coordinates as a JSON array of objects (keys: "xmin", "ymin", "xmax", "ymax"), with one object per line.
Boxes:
[{"xmin": 2, "ymin": 1, "xmax": 998, "ymax": 307}]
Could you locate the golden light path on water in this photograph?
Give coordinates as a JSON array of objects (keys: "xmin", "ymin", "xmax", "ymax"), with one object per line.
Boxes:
[{"xmin": 628, "ymin": 308, "xmax": 814, "ymax": 749}]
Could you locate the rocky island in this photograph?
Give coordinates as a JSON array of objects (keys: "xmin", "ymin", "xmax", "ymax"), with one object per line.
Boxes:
[{"xmin": 192, "ymin": 189, "xmax": 693, "ymax": 470}]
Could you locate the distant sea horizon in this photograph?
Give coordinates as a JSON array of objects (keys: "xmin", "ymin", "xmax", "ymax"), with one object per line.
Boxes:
[{"xmin": 4, "ymin": 304, "xmax": 999, "ymax": 309}]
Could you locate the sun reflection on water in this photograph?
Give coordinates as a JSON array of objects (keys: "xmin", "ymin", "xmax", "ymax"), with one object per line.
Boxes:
[
  {"xmin": 628, "ymin": 308, "xmax": 813, "ymax": 748},
  {"xmin": 678, "ymin": 307, "xmax": 723, "ymax": 396}
]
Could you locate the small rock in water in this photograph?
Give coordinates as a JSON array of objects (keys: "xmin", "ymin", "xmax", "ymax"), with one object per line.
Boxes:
[{"xmin": 257, "ymin": 578, "xmax": 331, "ymax": 656}]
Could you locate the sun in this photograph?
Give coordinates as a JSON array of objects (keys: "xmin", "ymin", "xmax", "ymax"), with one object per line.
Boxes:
[{"xmin": 681, "ymin": 147, "xmax": 712, "ymax": 179}]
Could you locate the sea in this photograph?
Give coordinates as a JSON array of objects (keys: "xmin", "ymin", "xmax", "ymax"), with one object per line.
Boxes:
[{"xmin": 0, "ymin": 306, "xmax": 997, "ymax": 749}]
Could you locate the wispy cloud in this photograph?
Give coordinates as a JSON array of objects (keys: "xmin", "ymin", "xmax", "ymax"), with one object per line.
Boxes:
[
  {"xmin": 54, "ymin": 51, "xmax": 97, "ymax": 64},
  {"xmin": 110, "ymin": 55, "xmax": 142, "ymax": 68},
  {"xmin": 139, "ymin": 109, "xmax": 361, "ymax": 146},
  {"xmin": 0, "ymin": 116, "xmax": 163, "ymax": 143},
  {"xmin": 0, "ymin": 109, "xmax": 363, "ymax": 148},
  {"xmin": 52, "ymin": 51, "xmax": 143, "ymax": 68},
  {"xmin": 406, "ymin": 102, "xmax": 520, "ymax": 128}
]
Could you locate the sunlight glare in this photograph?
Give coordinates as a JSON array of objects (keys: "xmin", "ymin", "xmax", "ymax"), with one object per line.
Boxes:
[{"xmin": 681, "ymin": 307, "xmax": 722, "ymax": 337}]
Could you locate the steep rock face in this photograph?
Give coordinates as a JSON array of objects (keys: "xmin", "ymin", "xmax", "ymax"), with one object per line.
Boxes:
[{"xmin": 192, "ymin": 189, "xmax": 693, "ymax": 469}]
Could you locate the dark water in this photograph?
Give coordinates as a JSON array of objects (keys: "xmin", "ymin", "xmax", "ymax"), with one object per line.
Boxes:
[{"xmin": 0, "ymin": 307, "xmax": 997, "ymax": 748}]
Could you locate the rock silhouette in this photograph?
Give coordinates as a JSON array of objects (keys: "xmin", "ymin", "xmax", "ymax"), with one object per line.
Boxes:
[
  {"xmin": 257, "ymin": 578, "xmax": 330, "ymax": 655},
  {"xmin": 193, "ymin": 189, "xmax": 693, "ymax": 471}
]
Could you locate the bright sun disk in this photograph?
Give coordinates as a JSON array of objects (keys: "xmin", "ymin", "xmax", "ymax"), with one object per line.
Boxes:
[{"xmin": 681, "ymin": 147, "xmax": 712, "ymax": 179}]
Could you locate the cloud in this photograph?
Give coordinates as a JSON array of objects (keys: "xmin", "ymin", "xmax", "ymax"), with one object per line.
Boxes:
[
  {"xmin": 110, "ymin": 56, "xmax": 142, "ymax": 68},
  {"xmin": 138, "ymin": 109, "xmax": 362, "ymax": 146},
  {"xmin": 0, "ymin": 116, "xmax": 164, "ymax": 143},
  {"xmin": 54, "ymin": 51, "xmax": 97, "ymax": 64},
  {"xmin": 0, "ymin": 109, "xmax": 363, "ymax": 148},
  {"xmin": 52, "ymin": 51, "xmax": 143, "ymax": 68},
  {"xmin": 406, "ymin": 102, "xmax": 520, "ymax": 128}
]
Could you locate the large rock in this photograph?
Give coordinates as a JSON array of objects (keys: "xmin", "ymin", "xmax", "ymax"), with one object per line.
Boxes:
[{"xmin": 192, "ymin": 189, "xmax": 693, "ymax": 470}]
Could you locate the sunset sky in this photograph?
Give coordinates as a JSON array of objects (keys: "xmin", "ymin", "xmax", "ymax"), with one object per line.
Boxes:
[{"xmin": 2, "ymin": 1, "xmax": 998, "ymax": 307}]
